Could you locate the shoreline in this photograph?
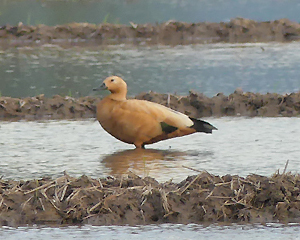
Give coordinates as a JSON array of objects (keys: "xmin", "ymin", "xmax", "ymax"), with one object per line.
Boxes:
[
  {"xmin": 1, "ymin": 90, "xmax": 300, "ymax": 120},
  {"xmin": 0, "ymin": 171, "xmax": 299, "ymax": 226},
  {"xmin": 1, "ymin": 18, "xmax": 300, "ymax": 47}
]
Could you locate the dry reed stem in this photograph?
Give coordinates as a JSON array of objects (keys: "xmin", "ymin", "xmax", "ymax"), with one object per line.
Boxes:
[
  {"xmin": 215, "ymin": 182, "xmax": 231, "ymax": 186},
  {"xmin": 21, "ymin": 196, "xmax": 33, "ymax": 211},
  {"xmin": 119, "ymin": 175, "xmax": 123, "ymax": 188},
  {"xmin": 180, "ymin": 173, "xmax": 202, "ymax": 195},
  {"xmin": 40, "ymin": 189, "xmax": 61, "ymax": 211},
  {"xmin": 38, "ymin": 197, "xmax": 45, "ymax": 211},
  {"xmin": 83, "ymin": 214, "xmax": 97, "ymax": 220},
  {"xmin": 65, "ymin": 188, "xmax": 80, "ymax": 202},
  {"xmin": 140, "ymin": 209, "xmax": 146, "ymax": 223},
  {"xmin": 66, "ymin": 207, "xmax": 76, "ymax": 214},
  {"xmin": 128, "ymin": 186, "xmax": 144, "ymax": 190},
  {"xmin": 163, "ymin": 211, "xmax": 176, "ymax": 218},
  {"xmin": 24, "ymin": 181, "xmax": 55, "ymax": 195},
  {"xmin": 182, "ymin": 165, "xmax": 202, "ymax": 173},
  {"xmin": 89, "ymin": 200, "xmax": 103, "ymax": 213},
  {"xmin": 204, "ymin": 171, "xmax": 215, "ymax": 183},
  {"xmin": 141, "ymin": 185, "xmax": 153, "ymax": 206},
  {"xmin": 44, "ymin": 184, "xmax": 56, "ymax": 193},
  {"xmin": 159, "ymin": 189, "xmax": 170, "ymax": 213},
  {"xmin": 230, "ymin": 179, "xmax": 234, "ymax": 190},
  {"xmin": 282, "ymin": 160, "xmax": 289, "ymax": 177},
  {"xmin": 221, "ymin": 205, "xmax": 228, "ymax": 221},
  {"xmin": 10, "ymin": 183, "xmax": 21, "ymax": 192},
  {"xmin": 54, "ymin": 185, "xmax": 60, "ymax": 203},
  {"xmin": 218, "ymin": 176, "xmax": 225, "ymax": 183},
  {"xmin": 98, "ymin": 178, "xmax": 103, "ymax": 188},
  {"xmin": 60, "ymin": 184, "xmax": 68, "ymax": 202},
  {"xmin": 129, "ymin": 21, "xmax": 138, "ymax": 29},
  {"xmin": 239, "ymin": 178, "xmax": 255, "ymax": 185},
  {"xmin": 205, "ymin": 189, "xmax": 215, "ymax": 200}
]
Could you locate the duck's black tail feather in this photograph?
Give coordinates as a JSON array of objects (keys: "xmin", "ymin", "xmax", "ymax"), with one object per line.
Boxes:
[{"xmin": 190, "ymin": 118, "xmax": 218, "ymax": 134}]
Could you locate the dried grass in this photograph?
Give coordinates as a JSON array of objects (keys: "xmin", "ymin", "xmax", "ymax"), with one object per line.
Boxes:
[{"xmin": 0, "ymin": 167, "xmax": 300, "ymax": 226}]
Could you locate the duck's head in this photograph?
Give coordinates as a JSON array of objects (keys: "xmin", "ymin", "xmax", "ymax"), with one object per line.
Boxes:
[{"xmin": 93, "ymin": 76, "xmax": 127, "ymax": 99}]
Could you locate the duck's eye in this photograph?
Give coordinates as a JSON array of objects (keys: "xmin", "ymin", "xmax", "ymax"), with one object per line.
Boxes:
[{"xmin": 111, "ymin": 79, "xmax": 115, "ymax": 82}]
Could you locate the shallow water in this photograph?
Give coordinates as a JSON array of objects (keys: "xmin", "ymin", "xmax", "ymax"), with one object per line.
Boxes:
[
  {"xmin": 1, "ymin": 117, "xmax": 299, "ymax": 182},
  {"xmin": 0, "ymin": 0, "xmax": 300, "ymax": 26},
  {"xmin": 1, "ymin": 42, "xmax": 300, "ymax": 98},
  {"xmin": 1, "ymin": 223, "xmax": 300, "ymax": 240}
]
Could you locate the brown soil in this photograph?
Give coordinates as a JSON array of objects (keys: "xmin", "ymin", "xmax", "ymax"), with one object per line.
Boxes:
[
  {"xmin": 0, "ymin": 94, "xmax": 99, "ymax": 120},
  {"xmin": 1, "ymin": 18, "xmax": 300, "ymax": 47},
  {"xmin": 1, "ymin": 90, "xmax": 300, "ymax": 120},
  {"xmin": 1, "ymin": 171, "xmax": 300, "ymax": 226}
]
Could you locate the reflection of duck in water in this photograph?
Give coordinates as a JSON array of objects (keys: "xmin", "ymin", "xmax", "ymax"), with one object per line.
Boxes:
[
  {"xmin": 93, "ymin": 76, "xmax": 217, "ymax": 149},
  {"xmin": 102, "ymin": 148, "xmax": 187, "ymax": 175}
]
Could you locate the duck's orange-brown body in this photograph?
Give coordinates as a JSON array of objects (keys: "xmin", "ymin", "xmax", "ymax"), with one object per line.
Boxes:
[{"xmin": 95, "ymin": 76, "xmax": 217, "ymax": 148}]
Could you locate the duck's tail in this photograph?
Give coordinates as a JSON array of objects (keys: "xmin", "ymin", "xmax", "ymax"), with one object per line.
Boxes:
[{"xmin": 190, "ymin": 118, "xmax": 218, "ymax": 134}]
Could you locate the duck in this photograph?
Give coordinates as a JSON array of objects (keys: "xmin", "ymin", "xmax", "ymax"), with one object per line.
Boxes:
[{"xmin": 93, "ymin": 76, "xmax": 217, "ymax": 148}]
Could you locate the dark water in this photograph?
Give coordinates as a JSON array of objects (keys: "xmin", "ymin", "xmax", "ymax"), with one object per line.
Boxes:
[
  {"xmin": 0, "ymin": 0, "xmax": 300, "ymax": 26},
  {"xmin": 1, "ymin": 42, "xmax": 300, "ymax": 98}
]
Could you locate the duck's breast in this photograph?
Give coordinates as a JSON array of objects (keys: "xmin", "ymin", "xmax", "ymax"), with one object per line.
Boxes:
[{"xmin": 96, "ymin": 98, "xmax": 162, "ymax": 144}]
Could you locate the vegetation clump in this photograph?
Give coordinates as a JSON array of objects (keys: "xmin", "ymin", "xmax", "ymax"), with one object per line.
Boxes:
[{"xmin": 0, "ymin": 169, "xmax": 299, "ymax": 226}]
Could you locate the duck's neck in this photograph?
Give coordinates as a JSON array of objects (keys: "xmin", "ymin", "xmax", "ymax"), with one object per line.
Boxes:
[{"xmin": 108, "ymin": 91, "xmax": 127, "ymax": 101}]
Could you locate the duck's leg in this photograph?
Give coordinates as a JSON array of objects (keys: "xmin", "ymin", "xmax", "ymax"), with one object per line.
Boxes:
[{"xmin": 134, "ymin": 142, "xmax": 146, "ymax": 149}]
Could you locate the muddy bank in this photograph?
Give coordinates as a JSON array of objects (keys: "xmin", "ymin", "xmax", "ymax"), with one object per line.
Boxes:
[
  {"xmin": 0, "ymin": 171, "xmax": 299, "ymax": 226},
  {"xmin": 1, "ymin": 90, "xmax": 300, "ymax": 120},
  {"xmin": 136, "ymin": 90, "xmax": 300, "ymax": 118},
  {"xmin": 0, "ymin": 94, "xmax": 98, "ymax": 120},
  {"xmin": 1, "ymin": 18, "xmax": 300, "ymax": 47}
]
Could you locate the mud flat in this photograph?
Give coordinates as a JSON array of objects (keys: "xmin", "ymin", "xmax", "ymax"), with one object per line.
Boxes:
[
  {"xmin": 1, "ymin": 18, "xmax": 300, "ymax": 47},
  {"xmin": 1, "ymin": 90, "xmax": 300, "ymax": 120},
  {"xmin": 0, "ymin": 170, "xmax": 299, "ymax": 226}
]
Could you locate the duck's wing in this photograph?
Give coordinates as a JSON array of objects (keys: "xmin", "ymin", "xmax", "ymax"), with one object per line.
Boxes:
[
  {"xmin": 123, "ymin": 99, "xmax": 193, "ymax": 130},
  {"xmin": 122, "ymin": 100, "xmax": 217, "ymax": 136}
]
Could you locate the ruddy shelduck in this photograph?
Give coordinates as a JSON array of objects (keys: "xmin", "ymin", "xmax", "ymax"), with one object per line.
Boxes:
[{"xmin": 93, "ymin": 76, "xmax": 217, "ymax": 148}]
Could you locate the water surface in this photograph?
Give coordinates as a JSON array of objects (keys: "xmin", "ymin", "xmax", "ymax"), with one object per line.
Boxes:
[
  {"xmin": 1, "ymin": 0, "xmax": 300, "ymax": 26},
  {"xmin": 1, "ymin": 42, "xmax": 300, "ymax": 98},
  {"xmin": 1, "ymin": 223, "xmax": 300, "ymax": 240},
  {"xmin": 1, "ymin": 117, "xmax": 299, "ymax": 182}
]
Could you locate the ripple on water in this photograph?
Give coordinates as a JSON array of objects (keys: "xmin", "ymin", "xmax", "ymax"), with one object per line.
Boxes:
[
  {"xmin": 1, "ymin": 42, "xmax": 300, "ymax": 98},
  {"xmin": 0, "ymin": 117, "xmax": 299, "ymax": 182},
  {"xmin": 0, "ymin": 223, "xmax": 300, "ymax": 240}
]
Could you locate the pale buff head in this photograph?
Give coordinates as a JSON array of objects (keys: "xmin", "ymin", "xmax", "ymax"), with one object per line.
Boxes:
[
  {"xmin": 93, "ymin": 76, "xmax": 128, "ymax": 100},
  {"xmin": 102, "ymin": 76, "xmax": 127, "ymax": 94}
]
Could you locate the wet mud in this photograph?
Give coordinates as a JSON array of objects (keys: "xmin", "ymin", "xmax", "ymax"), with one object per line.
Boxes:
[
  {"xmin": 1, "ymin": 90, "xmax": 300, "ymax": 120},
  {"xmin": 0, "ymin": 171, "xmax": 299, "ymax": 226},
  {"xmin": 1, "ymin": 18, "xmax": 300, "ymax": 47},
  {"xmin": 0, "ymin": 94, "xmax": 99, "ymax": 120}
]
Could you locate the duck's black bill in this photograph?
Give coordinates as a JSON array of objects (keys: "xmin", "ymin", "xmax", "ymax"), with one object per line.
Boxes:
[{"xmin": 93, "ymin": 83, "xmax": 107, "ymax": 91}]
